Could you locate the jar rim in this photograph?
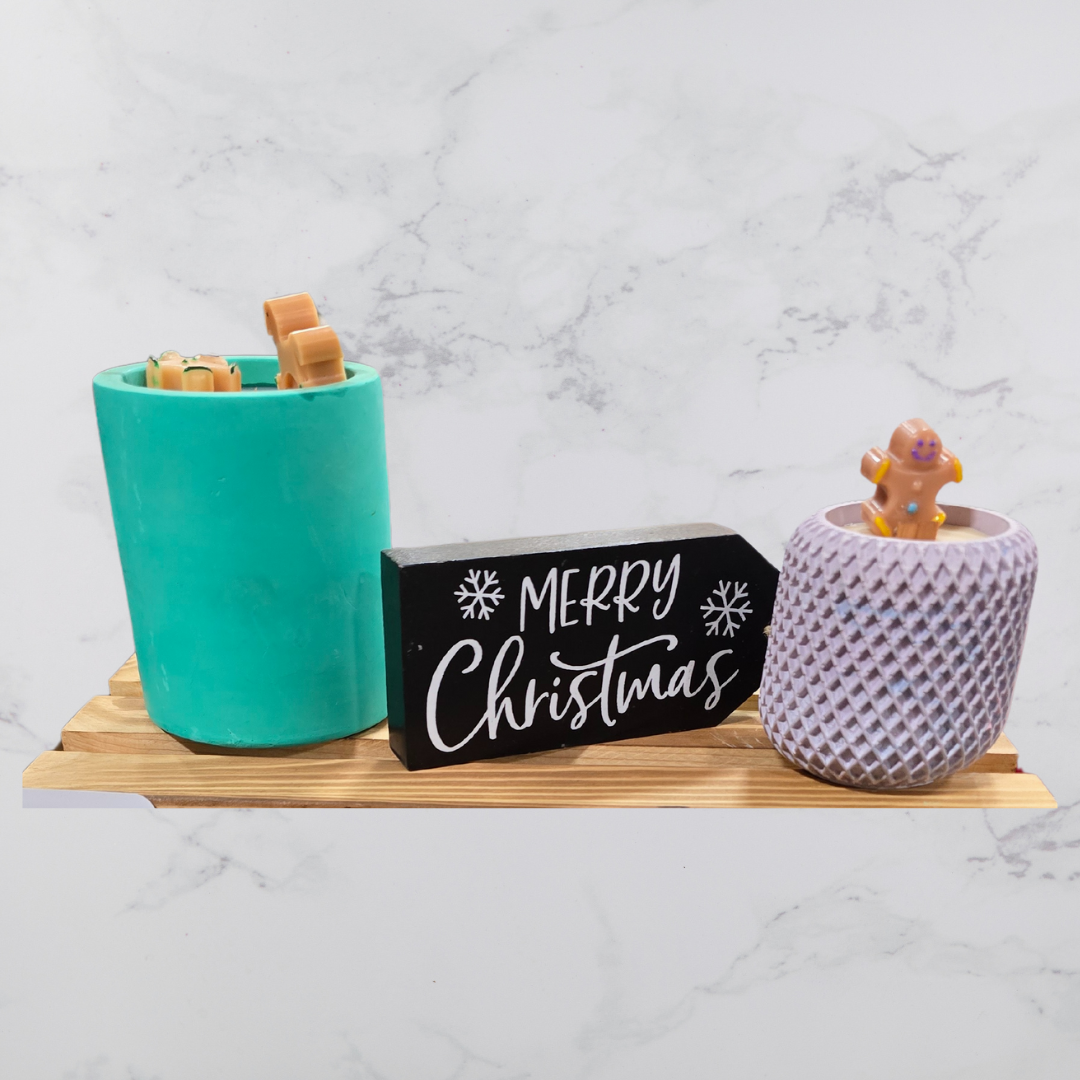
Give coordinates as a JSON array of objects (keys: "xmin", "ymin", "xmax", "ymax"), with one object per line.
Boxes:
[
  {"xmin": 93, "ymin": 355, "xmax": 379, "ymax": 398},
  {"xmin": 818, "ymin": 501, "xmax": 1020, "ymax": 542}
]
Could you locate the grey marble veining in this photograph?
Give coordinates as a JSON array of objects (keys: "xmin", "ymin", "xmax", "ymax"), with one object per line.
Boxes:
[{"xmin": 2, "ymin": 1, "xmax": 1079, "ymax": 1076}]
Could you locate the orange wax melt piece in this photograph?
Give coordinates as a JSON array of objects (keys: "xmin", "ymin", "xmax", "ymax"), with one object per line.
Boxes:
[
  {"xmin": 203, "ymin": 355, "xmax": 242, "ymax": 392},
  {"xmin": 146, "ymin": 352, "xmax": 241, "ymax": 392},
  {"xmin": 860, "ymin": 418, "xmax": 963, "ymax": 540},
  {"xmin": 264, "ymin": 292, "xmax": 319, "ymax": 347},
  {"xmin": 279, "ymin": 325, "xmax": 346, "ymax": 389},
  {"xmin": 182, "ymin": 366, "xmax": 215, "ymax": 392},
  {"xmin": 263, "ymin": 292, "xmax": 346, "ymax": 389}
]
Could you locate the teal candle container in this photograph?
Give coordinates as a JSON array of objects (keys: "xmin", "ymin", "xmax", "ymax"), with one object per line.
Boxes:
[{"xmin": 93, "ymin": 356, "xmax": 391, "ymax": 747}]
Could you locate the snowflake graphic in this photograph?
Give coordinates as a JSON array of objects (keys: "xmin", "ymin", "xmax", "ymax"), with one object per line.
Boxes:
[
  {"xmin": 454, "ymin": 569, "xmax": 505, "ymax": 620},
  {"xmin": 701, "ymin": 580, "xmax": 753, "ymax": 637}
]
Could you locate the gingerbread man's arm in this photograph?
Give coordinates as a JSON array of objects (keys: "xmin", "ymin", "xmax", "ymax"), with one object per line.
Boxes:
[
  {"xmin": 861, "ymin": 447, "xmax": 890, "ymax": 485},
  {"xmin": 937, "ymin": 447, "xmax": 963, "ymax": 485}
]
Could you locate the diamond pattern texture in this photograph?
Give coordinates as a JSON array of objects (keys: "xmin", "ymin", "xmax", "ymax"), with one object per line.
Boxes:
[{"xmin": 759, "ymin": 510, "xmax": 1038, "ymax": 789}]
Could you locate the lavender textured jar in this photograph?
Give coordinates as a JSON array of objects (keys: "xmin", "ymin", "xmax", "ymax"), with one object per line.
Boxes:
[{"xmin": 759, "ymin": 502, "xmax": 1038, "ymax": 790}]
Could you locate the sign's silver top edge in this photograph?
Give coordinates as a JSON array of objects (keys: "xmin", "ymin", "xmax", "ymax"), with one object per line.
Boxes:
[{"xmin": 384, "ymin": 523, "xmax": 736, "ymax": 566}]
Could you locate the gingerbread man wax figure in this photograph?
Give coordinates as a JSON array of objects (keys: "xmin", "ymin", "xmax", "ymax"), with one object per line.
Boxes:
[{"xmin": 861, "ymin": 419, "xmax": 963, "ymax": 540}]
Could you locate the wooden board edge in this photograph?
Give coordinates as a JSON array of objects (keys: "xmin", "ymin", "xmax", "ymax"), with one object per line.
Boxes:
[
  {"xmin": 133, "ymin": 773, "xmax": 1062, "ymax": 810},
  {"xmin": 22, "ymin": 752, "xmax": 1058, "ymax": 809},
  {"xmin": 107, "ymin": 655, "xmax": 142, "ymax": 697},
  {"xmin": 57, "ymin": 693, "xmax": 1021, "ymax": 775}
]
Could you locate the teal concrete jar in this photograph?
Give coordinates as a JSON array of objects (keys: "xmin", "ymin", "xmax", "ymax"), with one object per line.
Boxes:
[{"xmin": 93, "ymin": 356, "xmax": 391, "ymax": 747}]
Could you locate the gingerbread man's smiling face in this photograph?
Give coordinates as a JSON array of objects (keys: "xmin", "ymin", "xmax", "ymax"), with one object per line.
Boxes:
[
  {"xmin": 889, "ymin": 420, "xmax": 943, "ymax": 470},
  {"xmin": 911, "ymin": 435, "xmax": 940, "ymax": 463}
]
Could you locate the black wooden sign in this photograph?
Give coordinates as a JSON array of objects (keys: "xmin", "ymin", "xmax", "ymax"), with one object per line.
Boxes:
[{"xmin": 381, "ymin": 524, "xmax": 779, "ymax": 770}]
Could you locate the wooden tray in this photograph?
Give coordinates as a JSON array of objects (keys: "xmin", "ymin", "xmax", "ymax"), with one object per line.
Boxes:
[{"xmin": 23, "ymin": 657, "xmax": 1056, "ymax": 808}]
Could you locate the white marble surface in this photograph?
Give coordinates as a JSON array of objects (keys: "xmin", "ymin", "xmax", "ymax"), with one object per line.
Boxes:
[{"xmin": 3, "ymin": 1, "xmax": 1079, "ymax": 1075}]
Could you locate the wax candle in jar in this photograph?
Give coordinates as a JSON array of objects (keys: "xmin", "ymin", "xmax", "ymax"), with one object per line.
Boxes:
[{"xmin": 146, "ymin": 351, "xmax": 241, "ymax": 392}]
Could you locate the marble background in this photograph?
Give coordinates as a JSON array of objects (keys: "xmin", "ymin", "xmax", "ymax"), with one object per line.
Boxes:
[{"xmin": 3, "ymin": 0, "xmax": 1079, "ymax": 1075}]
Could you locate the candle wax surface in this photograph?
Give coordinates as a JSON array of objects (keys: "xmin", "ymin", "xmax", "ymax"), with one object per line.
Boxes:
[{"xmin": 843, "ymin": 522, "xmax": 988, "ymax": 542}]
